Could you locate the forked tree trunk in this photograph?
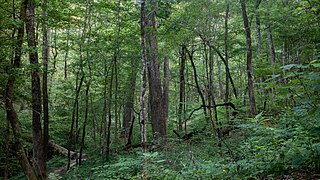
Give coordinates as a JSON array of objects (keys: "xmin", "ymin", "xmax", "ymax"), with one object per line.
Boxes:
[
  {"xmin": 240, "ymin": 0, "xmax": 257, "ymax": 116},
  {"xmin": 25, "ymin": 0, "xmax": 46, "ymax": 177}
]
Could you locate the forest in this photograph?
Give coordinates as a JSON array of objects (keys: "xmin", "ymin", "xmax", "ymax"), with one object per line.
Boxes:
[{"xmin": 0, "ymin": 0, "xmax": 319, "ymax": 179}]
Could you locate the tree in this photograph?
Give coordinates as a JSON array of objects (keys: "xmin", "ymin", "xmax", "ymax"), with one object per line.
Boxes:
[
  {"xmin": 4, "ymin": 1, "xmax": 37, "ymax": 179},
  {"xmin": 240, "ymin": 0, "xmax": 257, "ymax": 116},
  {"xmin": 25, "ymin": 0, "xmax": 47, "ymax": 177},
  {"xmin": 146, "ymin": 0, "xmax": 167, "ymax": 141},
  {"xmin": 41, "ymin": 0, "xmax": 50, "ymax": 165}
]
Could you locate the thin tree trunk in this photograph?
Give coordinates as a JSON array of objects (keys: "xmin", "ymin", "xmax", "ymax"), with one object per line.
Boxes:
[
  {"xmin": 64, "ymin": 11, "xmax": 71, "ymax": 79},
  {"xmin": 114, "ymin": 0, "xmax": 121, "ymax": 142},
  {"xmin": 209, "ymin": 46, "xmax": 222, "ymax": 146},
  {"xmin": 102, "ymin": 59, "xmax": 107, "ymax": 161},
  {"xmin": 41, "ymin": 0, "xmax": 50, "ymax": 165},
  {"xmin": 25, "ymin": 0, "xmax": 46, "ymax": 177},
  {"xmin": 163, "ymin": 57, "xmax": 170, "ymax": 122},
  {"xmin": 178, "ymin": 45, "xmax": 186, "ymax": 131},
  {"xmin": 217, "ymin": 53, "xmax": 223, "ymax": 99},
  {"xmin": 106, "ymin": 59, "xmax": 115, "ymax": 161},
  {"xmin": 187, "ymin": 48, "xmax": 207, "ymax": 116},
  {"xmin": 140, "ymin": 0, "xmax": 148, "ymax": 152},
  {"xmin": 256, "ymin": 12, "xmax": 262, "ymax": 55},
  {"xmin": 225, "ymin": 0, "xmax": 230, "ymax": 119},
  {"xmin": 240, "ymin": 0, "xmax": 257, "ymax": 116},
  {"xmin": 198, "ymin": 35, "xmax": 238, "ymax": 99},
  {"xmin": 79, "ymin": 81, "xmax": 90, "ymax": 165},
  {"xmin": 67, "ymin": 74, "xmax": 84, "ymax": 169},
  {"xmin": 122, "ymin": 68, "xmax": 137, "ymax": 138},
  {"xmin": 80, "ymin": 0, "xmax": 92, "ymax": 164},
  {"xmin": 267, "ymin": 24, "xmax": 276, "ymax": 64}
]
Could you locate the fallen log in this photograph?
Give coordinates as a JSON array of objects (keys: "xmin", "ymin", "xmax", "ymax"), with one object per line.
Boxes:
[{"xmin": 48, "ymin": 141, "xmax": 88, "ymax": 160}]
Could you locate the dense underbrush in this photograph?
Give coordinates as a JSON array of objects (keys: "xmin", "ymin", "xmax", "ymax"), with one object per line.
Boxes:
[{"xmin": 57, "ymin": 110, "xmax": 320, "ymax": 179}]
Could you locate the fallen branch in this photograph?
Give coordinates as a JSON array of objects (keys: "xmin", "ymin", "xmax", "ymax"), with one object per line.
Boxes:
[{"xmin": 186, "ymin": 102, "xmax": 237, "ymax": 122}]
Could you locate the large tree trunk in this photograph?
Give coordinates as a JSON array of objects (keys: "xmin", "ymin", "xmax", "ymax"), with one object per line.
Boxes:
[
  {"xmin": 240, "ymin": 0, "xmax": 257, "ymax": 116},
  {"xmin": 5, "ymin": 3, "xmax": 37, "ymax": 179},
  {"xmin": 25, "ymin": 0, "xmax": 46, "ymax": 177},
  {"xmin": 146, "ymin": 0, "xmax": 166, "ymax": 140}
]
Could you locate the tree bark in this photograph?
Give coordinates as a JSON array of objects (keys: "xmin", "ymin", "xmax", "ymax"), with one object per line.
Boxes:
[
  {"xmin": 41, "ymin": 0, "xmax": 50, "ymax": 165},
  {"xmin": 225, "ymin": 0, "xmax": 230, "ymax": 119},
  {"xmin": 5, "ymin": 2, "xmax": 37, "ymax": 179},
  {"xmin": 25, "ymin": 0, "xmax": 46, "ymax": 177},
  {"xmin": 106, "ymin": 59, "xmax": 115, "ymax": 161},
  {"xmin": 67, "ymin": 74, "xmax": 84, "ymax": 169},
  {"xmin": 140, "ymin": 0, "xmax": 148, "ymax": 152},
  {"xmin": 122, "ymin": 68, "xmax": 137, "ymax": 138},
  {"xmin": 209, "ymin": 46, "xmax": 222, "ymax": 145},
  {"xmin": 163, "ymin": 57, "xmax": 170, "ymax": 122},
  {"xmin": 187, "ymin": 47, "xmax": 207, "ymax": 116},
  {"xmin": 240, "ymin": 0, "xmax": 257, "ymax": 116},
  {"xmin": 267, "ymin": 24, "xmax": 276, "ymax": 64},
  {"xmin": 80, "ymin": 0, "xmax": 92, "ymax": 164},
  {"xmin": 178, "ymin": 45, "xmax": 186, "ymax": 131},
  {"xmin": 146, "ymin": 0, "xmax": 166, "ymax": 140}
]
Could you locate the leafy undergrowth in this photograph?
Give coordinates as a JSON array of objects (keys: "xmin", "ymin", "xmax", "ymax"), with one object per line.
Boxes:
[{"xmin": 56, "ymin": 111, "xmax": 320, "ymax": 179}]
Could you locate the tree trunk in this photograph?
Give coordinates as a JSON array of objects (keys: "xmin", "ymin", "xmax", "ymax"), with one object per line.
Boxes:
[
  {"xmin": 122, "ymin": 68, "xmax": 137, "ymax": 138},
  {"xmin": 25, "ymin": 0, "xmax": 46, "ymax": 177},
  {"xmin": 225, "ymin": 0, "xmax": 230, "ymax": 119},
  {"xmin": 209, "ymin": 46, "xmax": 222, "ymax": 146},
  {"xmin": 178, "ymin": 45, "xmax": 186, "ymax": 131},
  {"xmin": 163, "ymin": 57, "xmax": 170, "ymax": 122},
  {"xmin": 79, "ymin": 80, "xmax": 90, "ymax": 165},
  {"xmin": 64, "ymin": 11, "xmax": 71, "ymax": 80},
  {"xmin": 80, "ymin": 0, "xmax": 92, "ymax": 164},
  {"xmin": 140, "ymin": 0, "xmax": 148, "ymax": 152},
  {"xmin": 106, "ymin": 59, "xmax": 115, "ymax": 161},
  {"xmin": 256, "ymin": 12, "xmax": 262, "ymax": 55},
  {"xmin": 187, "ymin": 47, "xmax": 207, "ymax": 116},
  {"xmin": 146, "ymin": 0, "xmax": 166, "ymax": 140},
  {"xmin": 267, "ymin": 25, "xmax": 276, "ymax": 64},
  {"xmin": 102, "ymin": 58, "xmax": 108, "ymax": 161},
  {"xmin": 114, "ymin": 0, "xmax": 121, "ymax": 142},
  {"xmin": 5, "ymin": 3, "xmax": 37, "ymax": 179},
  {"xmin": 41, "ymin": 0, "xmax": 50, "ymax": 165},
  {"xmin": 240, "ymin": 0, "xmax": 257, "ymax": 116},
  {"xmin": 67, "ymin": 74, "xmax": 84, "ymax": 169}
]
